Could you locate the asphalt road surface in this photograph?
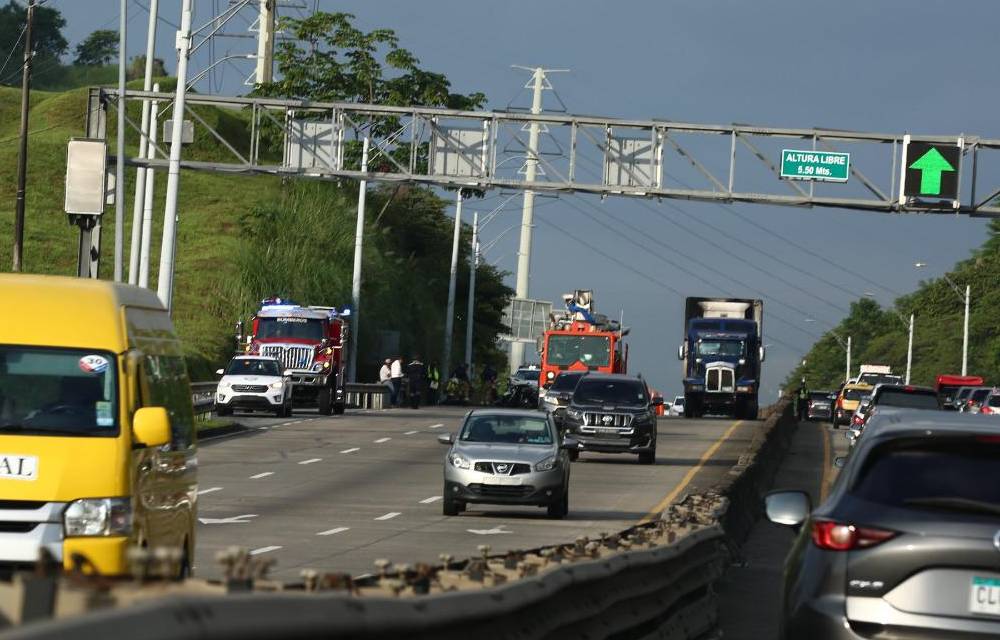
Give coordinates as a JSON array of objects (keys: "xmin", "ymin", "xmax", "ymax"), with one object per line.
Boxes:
[{"xmin": 193, "ymin": 406, "xmax": 760, "ymax": 581}]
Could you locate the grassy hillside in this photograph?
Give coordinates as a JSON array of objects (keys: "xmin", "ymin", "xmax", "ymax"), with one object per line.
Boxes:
[
  {"xmin": 0, "ymin": 82, "xmax": 512, "ymax": 380},
  {"xmin": 789, "ymin": 219, "xmax": 1000, "ymax": 390}
]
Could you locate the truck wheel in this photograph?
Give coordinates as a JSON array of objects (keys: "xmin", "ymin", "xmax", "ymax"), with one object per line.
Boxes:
[{"xmin": 318, "ymin": 388, "xmax": 333, "ymax": 415}]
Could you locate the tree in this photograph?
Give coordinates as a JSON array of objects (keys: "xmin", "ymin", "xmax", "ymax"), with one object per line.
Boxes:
[
  {"xmin": 74, "ymin": 29, "xmax": 118, "ymax": 66},
  {"xmin": 127, "ymin": 55, "xmax": 168, "ymax": 81},
  {"xmin": 0, "ymin": 1, "xmax": 67, "ymax": 61}
]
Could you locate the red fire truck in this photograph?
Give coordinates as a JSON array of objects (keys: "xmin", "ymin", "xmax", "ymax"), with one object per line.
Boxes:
[
  {"xmin": 537, "ymin": 290, "xmax": 628, "ymax": 388},
  {"xmin": 237, "ymin": 298, "xmax": 350, "ymax": 415}
]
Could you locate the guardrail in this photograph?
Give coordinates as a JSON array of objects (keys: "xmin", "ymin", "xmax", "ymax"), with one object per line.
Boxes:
[{"xmin": 344, "ymin": 383, "xmax": 390, "ymax": 410}]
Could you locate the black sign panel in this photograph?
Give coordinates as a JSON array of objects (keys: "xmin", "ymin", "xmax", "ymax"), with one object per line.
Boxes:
[{"xmin": 903, "ymin": 142, "xmax": 961, "ymax": 201}]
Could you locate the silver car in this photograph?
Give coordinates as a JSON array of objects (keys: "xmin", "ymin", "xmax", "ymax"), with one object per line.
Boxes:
[
  {"xmin": 439, "ymin": 409, "xmax": 575, "ymax": 519},
  {"xmin": 767, "ymin": 410, "xmax": 1000, "ymax": 639}
]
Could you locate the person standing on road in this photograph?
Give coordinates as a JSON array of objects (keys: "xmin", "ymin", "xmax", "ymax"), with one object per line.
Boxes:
[
  {"xmin": 379, "ymin": 358, "xmax": 393, "ymax": 404},
  {"xmin": 390, "ymin": 356, "xmax": 404, "ymax": 407},
  {"xmin": 406, "ymin": 355, "xmax": 426, "ymax": 408},
  {"xmin": 427, "ymin": 361, "xmax": 441, "ymax": 405},
  {"xmin": 797, "ymin": 380, "xmax": 809, "ymax": 419},
  {"xmin": 481, "ymin": 362, "xmax": 498, "ymax": 405}
]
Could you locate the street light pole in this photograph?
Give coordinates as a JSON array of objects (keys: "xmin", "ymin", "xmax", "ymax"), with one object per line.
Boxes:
[
  {"xmin": 442, "ymin": 190, "xmax": 464, "ymax": 379},
  {"xmin": 962, "ymin": 284, "xmax": 970, "ymax": 376},
  {"xmin": 464, "ymin": 211, "xmax": 479, "ymax": 372},
  {"xmin": 906, "ymin": 314, "xmax": 914, "ymax": 385},
  {"xmin": 846, "ymin": 335, "xmax": 852, "ymax": 383}
]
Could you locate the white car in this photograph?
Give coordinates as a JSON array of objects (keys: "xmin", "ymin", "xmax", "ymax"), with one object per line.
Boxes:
[
  {"xmin": 668, "ymin": 395, "xmax": 685, "ymax": 417},
  {"xmin": 215, "ymin": 356, "xmax": 292, "ymax": 417}
]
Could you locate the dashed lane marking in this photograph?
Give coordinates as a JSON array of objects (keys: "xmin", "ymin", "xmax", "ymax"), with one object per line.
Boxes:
[
  {"xmin": 317, "ymin": 527, "xmax": 350, "ymax": 536},
  {"xmin": 250, "ymin": 546, "xmax": 282, "ymax": 555},
  {"xmin": 374, "ymin": 512, "xmax": 401, "ymax": 521},
  {"xmin": 299, "ymin": 458, "xmax": 322, "ymax": 465},
  {"xmin": 249, "ymin": 472, "xmax": 275, "ymax": 479},
  {"xmin": 428, "ymin": 423, "xmax": 444, "ymax": 429},
  {"xmin": 374, "ymin": 437, "xmax": 391, "ymax": 443},
  {"xmin": 340, "ymin": 447, "xmax": 360, "ymax": 454},
  {"xmin": 419, "ymin": 496, "xmax": 442, "ymax": 504},
  {"xmin": 197, "ymin": 487, "xmax": 223, "ymax": 496},
  {"xmin": 404, "ymin": 430, "xmax": 419, "ymax": 435}
]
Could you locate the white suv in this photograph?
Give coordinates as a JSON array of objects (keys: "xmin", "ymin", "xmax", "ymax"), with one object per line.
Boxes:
[{"xmin": 215, "ymin": 356, "xmax": 292, "ymax": 417}]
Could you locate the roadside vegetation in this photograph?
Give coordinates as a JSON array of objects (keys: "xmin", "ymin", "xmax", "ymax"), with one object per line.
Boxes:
[{"xmin": 788, "ymin": 219, "xmax": 1000, "ymax": 391}]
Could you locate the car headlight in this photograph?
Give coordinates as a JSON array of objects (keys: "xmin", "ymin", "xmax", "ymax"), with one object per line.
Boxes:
[
  {"xmin": 634, "ymin": 410, "xmax": 654, "ymax": 423},
  {"xmin": 449, "ymin": 453, "xmax": 472, "ymax": 470},
  {"xmin": 312, "ymin": 362, "xmax": 324, "ymax": 372},
  {"xmin": 269, "ymin": 381, "xmax": 284, "ymax": 390},
  {"xmin": 545, "ymin": 371, "xmax": 555, "ymax": 381},
  {"xmin": 218, "ymin": 380, "xmax": 231, "ymax": 390},
  {"xmin": 543, "ymin": 394, "xmax": 559, "ymax": 406},
  {"xmin": 565, "ymin": 408, "xmax": 583, "ymax": 421},
  {"xmin": 323, "ymin": 361, "xmax": 331, "ymax": 369},
  {"xmin": 64, "ymin": 498, "xmax": 132, "ymax": 537},
  {"xmin": 534, "ymin": 455, "xmax": 557, "ymax": 472},
  {"xmin": 736, "ymin": 385, "xmax": 753, "ymax": 393}
]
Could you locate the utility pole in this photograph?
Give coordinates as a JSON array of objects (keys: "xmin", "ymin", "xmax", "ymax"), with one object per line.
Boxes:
[
  {"xmin": 442, "ymin": 190, "xmax": 464, "ymax": 379},
  {"xmin": 846, "ymin": 335, "xmax": 852, "ymax": 383},
  {"xmin": 12, "ymin": 0, "xmax": 34, "ymax": 272},
  {"xmin": 347, "ymin": 136, "xmax": 370, "ymax": 383},
  {"xmin": 465, "ymin": 211, "xmax": 479, "ymax": 371},
  {"xmin": 128, "ymin": 0, "xmax": 159, "ymax": 285},
  {"xmin": 138, "ymin": 82, "xmax": 160, "ymax": 288},
  {"xmin": 157, "ymin": 0, "xmax": 193, "ymax": 310},
  {"xmin": 508, "ymin": 67, "xmax": 545, "ymax": 374},
  {"xmin": 113, "ymin": 0, "xmax": 127, "ymax": 282},
  {"xmin": 962, "ymin": 284, "xmax": 970, "ymax": 376},
  {"xmin": 905, "ymin": 313, "xmax": 914, "ymax": 385},
  {"xmin": 255, "ymin": 0, "xmax": 276, "ymax": 84}
]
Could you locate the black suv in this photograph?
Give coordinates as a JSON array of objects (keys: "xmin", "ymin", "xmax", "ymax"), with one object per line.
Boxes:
[{"xmin": 562, "ymin": 374, "xmax": 661, "ymax": 464}]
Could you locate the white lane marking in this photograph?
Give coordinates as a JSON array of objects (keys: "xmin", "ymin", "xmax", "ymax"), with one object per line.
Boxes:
[
  {"xmin": 374, "ymin": 437, "xmax": 391, "ymax": 443},
  {"xmin": 316, "ymin": 527, "xmax": 350, "ymax": 536},
  {"xmin": 404, "ymin": 430, "xmax": 419, "ymax": 435},
  {"xmin": 249, "ymin": 472, "xmax": 274, "ymax": 479},
  {"xmin": 298, "ymin": 458, "xmax": 322, "ymax": 465},
  {"xmin": 256, "ymin": 426, "xmax": 268, "ymax": 431},
  {"xmin": 428, "ymin": 423, "xmax": 444, "ymax": 429},
  {"xmin": 419, "ymin": 496, "xmax": 442, "ymax": 504},
  {"xmin": 467, "ymin": 525, "xmax": 512, "ymax": 535},
  {"xmin": 199, "ymin": 514, "xmax": 257, "ymax": 525},
  {"xmin": 340, "ymin": 447, "xmax": 360, "ymax": 454},
  {"xmin": 374, "ymin": 512, "xmax": 401, "ymax": 521},
  {"xmin": 197, "ymin": 487, "xmax": 223, "ymax": 496},
  {"xmin": 250, "ymin": 546, "xmax": 282, "ymax": 555}
]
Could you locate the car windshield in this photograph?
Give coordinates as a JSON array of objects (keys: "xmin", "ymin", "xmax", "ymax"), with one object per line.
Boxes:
[
  {"xmin": 970, "ymin": 388, "xmax": 991, "ymax": 403},
  {"xmin": 546, "ymin": 335, "xmax": 611, "ymax": 367},
  {"xmin": 225, "ymin": 359, "xmax": 281, "ymax": 377},
  {"xmin": 809, "ymin": 392, "xmax": 830, "ymax": 402},
  {"xmin": 459, "ymin": 415, "xmax": 553, "ymax": 445},
  {"xmin": 860, "ymin": 373, "xmax": 900, "ymax": 386},
  {"xmin": 875, "ymin": 390, "xmax": 939, "ymax": 410},
  {"xmin": 0, "ymin": 346, "xmax": 118, "ymax": 437},
  {"xmin": 844, "ymin": 389, "xmax": 869, "ymax": 401},
  {"xmin": 851, "ymin": 439, "xmax": 1000, "ymax": 512},
  {"xmin": 956, "ymin": 388, "xmax": 974, "ymax": 400},
  {"xmin": 514, "ymin": 370, "xmax": 539, "ymax": 382},
  {"xmin": 550, "ymin": 374, "xmax": 583, "ymax": 392},
  {"xmin": 696, "ymin": 340, "xmax": 744, "ymax": 357},
  {"xmin": 257, "ymin": 317, "xmax": 324, "ymax": 340},
  {"xmin": 673, "ymin": 396, "xmax": 685, "ymax": 406},
  {"xmin": 573, "ymin": 379, "xmax": 647, "ymax": 406}
]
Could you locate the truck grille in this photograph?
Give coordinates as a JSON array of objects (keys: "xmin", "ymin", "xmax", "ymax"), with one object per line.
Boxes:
[
  {"xmin": 706, "ymin": 367, "xmax": 735, "ymax": 393},
  {"xmin": 583, "ymin": 412, "xmax": 633, "ymax": 428},
  {"xmin": 232, "ymin": 384, "xmax": 268, "ymax": 393},
  {"xmin": 260, "ymin": 345, "xmax": 313, "ymax": 370}
]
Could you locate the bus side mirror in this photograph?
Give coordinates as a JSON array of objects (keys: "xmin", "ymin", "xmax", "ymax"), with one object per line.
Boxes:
[{"xmin": 677, "ymin": 345, "xmax": 685, "ymax": 361}]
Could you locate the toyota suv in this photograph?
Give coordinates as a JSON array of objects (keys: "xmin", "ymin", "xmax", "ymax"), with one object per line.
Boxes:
[{"xmin": 562, "ymin": 374, "xmax": 662, "ymax": 464}]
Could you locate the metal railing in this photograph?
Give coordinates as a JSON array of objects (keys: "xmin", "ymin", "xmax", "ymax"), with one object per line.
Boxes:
[
  {"xmin": 191, "ymin": 381, "xmax": 217, "ymax": 419},
  {"xmin": 190, "ymin": 381, "xmax": 391, "ymax": 416}
]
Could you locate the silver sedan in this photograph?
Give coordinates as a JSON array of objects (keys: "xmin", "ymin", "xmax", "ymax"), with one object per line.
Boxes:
[{"xmin": 439, "ymin": 409, "xmax": 576, "ymax": 519}]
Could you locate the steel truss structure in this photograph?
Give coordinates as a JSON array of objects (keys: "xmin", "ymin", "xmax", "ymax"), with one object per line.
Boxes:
[{"xmin": 93, "ymin": 88, "xmax": 1000, "ymax": 216}]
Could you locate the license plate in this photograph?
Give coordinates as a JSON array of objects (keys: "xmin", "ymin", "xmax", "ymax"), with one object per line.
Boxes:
[
  {"xmin": 969, "ymin": 577, "xmax": 1000, "ymax": 616},
  {"xmin": 0, "ymin": 454, "xmax": 37, "ymax": 481},
  {"xmin": 486, "ymin": 476, "xmax": 522, "ymax": 486},
  {"xmin": 592, "ymin": 428, "xmax": 620, "ymax": 438}
]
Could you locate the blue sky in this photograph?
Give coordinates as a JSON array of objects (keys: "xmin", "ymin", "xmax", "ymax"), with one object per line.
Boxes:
[{"xmin": 57, "ymin": 0, "xmax": 994, "ymax": 398}]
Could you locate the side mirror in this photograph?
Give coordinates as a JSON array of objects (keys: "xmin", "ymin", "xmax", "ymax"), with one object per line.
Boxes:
[
  {"xmin": 677, "ymin": 345, "xmax": 685, "ymax": 361},
  {"xmin": 437, "ymin": 433, "xmax": 454, "ymax": 445},
  {"xmin": 651, "ymin": 396, "xmax": 664, "ymax": 407},
  {"xmin": 764, "ymin": 490, "xmax": 811, "ymax": 528},
  {"xmin": 133, "ymin": 407, "xmax": 171, "ymax": 448},
  {"xmin": 759, "ymin": 345, "xmax": 766, "ymax": 362},
  {"xmin": 561, "ymin": 437, "xmax": 580, "ymax": 451},
  {"xmin": 834, "ymin": 456, "xmax": 847, "ymax": 468},
  {"xmin": 215, "ymin": 368, "xmax": 224, "ymax": 376}
]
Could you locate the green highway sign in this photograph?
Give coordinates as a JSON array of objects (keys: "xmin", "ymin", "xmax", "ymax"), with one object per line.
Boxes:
[
  {"xmin": 780, "ymin": 149, "xmax": 850, "ymax": 182},
  {"xmin": 903, "ymin": 141, "xmax": 961, "ymax": 200}
]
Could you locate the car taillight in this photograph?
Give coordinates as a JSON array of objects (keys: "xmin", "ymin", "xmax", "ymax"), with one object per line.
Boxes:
[
  {"xmin": 811, "ymin": 520, "xmax": 896, "ymax": 551},
  {"xmin": 851, "ymin": 414, "xmax": 864, "ymax": 426},
  {"xmin": 981, "ymin": 406, "xmax": 996, "ymax": 415}
]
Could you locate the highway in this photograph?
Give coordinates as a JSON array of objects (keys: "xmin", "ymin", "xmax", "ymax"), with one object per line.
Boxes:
[{"xmin": 193, "ymin": 406, "xmax": 759, "ymax": 581}]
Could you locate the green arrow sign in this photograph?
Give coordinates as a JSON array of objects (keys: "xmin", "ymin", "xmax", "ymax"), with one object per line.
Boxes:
[{"xmin": 908, "ymin": 147, "xmax": 955, "ymax": 196}]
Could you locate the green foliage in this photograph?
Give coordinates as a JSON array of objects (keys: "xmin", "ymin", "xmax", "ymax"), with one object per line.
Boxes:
[
  {"xmin": 73, "ymin": 29, "xmax": 118, "ymax": 66},
  {"xmin": 0, "ymin": 1, "xmax": 67, "ymax": 66},
  {"xmin": 789, "ymin": 222, "xmax": 1000, "ymax": 390},
  {"xmin": 127, "ymin": 55, "xmax": 167, "ymax": 81}
]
